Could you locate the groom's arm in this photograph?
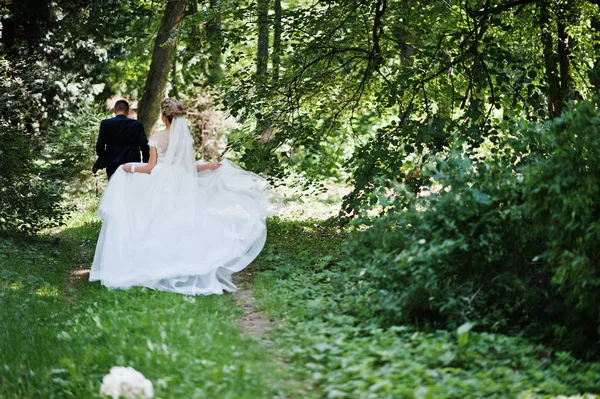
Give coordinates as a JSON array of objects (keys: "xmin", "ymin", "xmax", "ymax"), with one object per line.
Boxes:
[
  {"xmin": 136, "ymin": 122, "xmax": 150, "ymax": 162},
  {"xmin": 95, "ymin": 121, "xmax": 107, "ymax": 158}
]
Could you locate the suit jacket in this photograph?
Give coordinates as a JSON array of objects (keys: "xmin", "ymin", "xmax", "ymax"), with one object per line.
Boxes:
[{"xmin": 93, "ymin": 114, "xmax": 149, "ymax": 172}]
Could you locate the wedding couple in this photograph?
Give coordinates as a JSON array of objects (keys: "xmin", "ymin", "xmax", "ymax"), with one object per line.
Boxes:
[{"xmin": 90, "ymin": 99, "xmax": 276, "ymax": 295}]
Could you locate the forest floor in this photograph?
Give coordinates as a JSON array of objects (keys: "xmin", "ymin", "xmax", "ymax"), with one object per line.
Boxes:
[{"xmin": 1, "ymin": 188, "xmax": 599, "ymax": 398}]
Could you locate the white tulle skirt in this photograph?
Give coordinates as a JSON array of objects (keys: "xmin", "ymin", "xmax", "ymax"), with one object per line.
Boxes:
[{"xmin": 90, "ymin": 160, "xmax": 277, "ymax": 295}]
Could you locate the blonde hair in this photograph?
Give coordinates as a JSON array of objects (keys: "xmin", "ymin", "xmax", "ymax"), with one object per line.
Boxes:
[{"xmin": 161, "ymin": 98, "xmax": 186, "ymax": 123}]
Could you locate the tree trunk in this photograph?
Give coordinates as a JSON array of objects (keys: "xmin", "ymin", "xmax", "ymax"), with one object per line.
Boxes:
[
  {"xmin": 137, "ymin": 0, "xmax": 188, "ymax": 136},
  {"xmin": 190, "ymin": 0, "xmax": 200, "ymax": 37},
  {"xmin": 206, "ymin": 0, "xmax": 223, "ymax": 86},
  {"xmin": 538, "ymin": 1, "xmax": 562, "ymax": 118},
  {"xmin": 255, "ymin": 0, "xmax": 271, "ymax": 146},
  {"xmin": 170, "ymin": 56, "xmax": 180, "ymax": 99},
  {"xmin": 590, "ymin": 8, "xmax": 600, "ymax": 94},
  {"xmin": 556, "ymin": 3, "xmax": 573, "ymax": 101},
  {"xmin": 256, "ymin": 0, "xmax": 269, "ymax": 81},
  {"xmin": 272, "ymin": 0, "xmax": 282, "ymax": 83},
  {"xmin": 371, "ymin": 0, "xmax": 387, "ymax": 70}
]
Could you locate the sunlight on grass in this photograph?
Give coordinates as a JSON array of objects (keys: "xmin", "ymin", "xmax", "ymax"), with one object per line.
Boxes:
[
  {"xmin": 277, "ymin": 181, "xmax": 349, "ymax": 221},
  {"xmin": 519, "ymin": 395, "xmax": 598, "ymax": 399},
  {"xmin": 4, "ymin": 189, "xmax": 600, "ymax": 398},
  {"xmin": 35, "ymin": 284, "xmax": 60, "ymax": 297},
  {"xmin": 0, "ymin": 198, "xmax": 288, "ymax": 398}
]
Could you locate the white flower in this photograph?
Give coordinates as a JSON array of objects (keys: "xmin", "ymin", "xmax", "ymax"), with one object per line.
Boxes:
[{"xmin": 99, "ymin": 366, "xmax": 154, "ymax": 399}]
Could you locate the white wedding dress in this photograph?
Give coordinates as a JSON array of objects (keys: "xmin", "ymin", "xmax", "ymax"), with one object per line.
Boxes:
[{"xmin": 90, "ymin": 117, "xmax": 278, "ymax": 295}]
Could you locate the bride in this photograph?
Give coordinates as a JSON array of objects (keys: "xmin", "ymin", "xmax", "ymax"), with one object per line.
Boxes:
[{"xmin": 90, "ymin": 98, "xmax": 277, "ymax": 295}]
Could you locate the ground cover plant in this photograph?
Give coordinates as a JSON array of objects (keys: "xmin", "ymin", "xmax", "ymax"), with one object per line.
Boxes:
[
  {"xmin": 0, "ymin": 197, "xmax": 286, "ymax": 399},
  {"xmin": 252, "ymin": 205, "xmax": 600, "ymax": 398},
  {"xmin": 1, "ymin": 178, "xmax": 600, "ymax": 398},
  {"xmin": 2, "ymin": 0, "xmax": 600, "ymax": 397},
  {"xmin": 338, "ymin": 99, "xmax": 600, "ymax": 358}
]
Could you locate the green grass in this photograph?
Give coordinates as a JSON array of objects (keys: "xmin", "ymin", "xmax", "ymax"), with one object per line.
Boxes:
[
  {"xmin": 2, "ymin": 190, "xmax": 600, "ymax": 398},
  {"xmin": 252, "ymin": 215, "xmax": 600, "ymax": 399},
  {"xmin": 0, "ymin": 195, "xmax": 284, "ymax": 399}
]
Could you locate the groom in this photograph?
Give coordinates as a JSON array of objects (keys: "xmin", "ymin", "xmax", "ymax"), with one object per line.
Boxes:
[{"xmin": 93, "ymin": 100, "xmax": 150, "ymax": 179}]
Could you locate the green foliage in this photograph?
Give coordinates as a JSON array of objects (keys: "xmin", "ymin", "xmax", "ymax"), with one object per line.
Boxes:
[
  {"xmin": 522, "ymin": 98, "xmax": 600, "ymax": 354},
  {"xmin": 340, "ymin": 99, "xmax": 600, "ymax": 357},
  {"xmin": 195, "ymin": 0, "xmax": 600, "ymax": 188},
  {"xmin": 45, "ymin": 105, "xmax": 106, "ymax": 191},
  {"xmin": 341, "ymin": 117, "xmax": 453, "ymax": 215},
  {"xmin": 0, "ymin": 56, "xmax": 68, "ymax": 234},
  {"xmin": 0, "ymin": 0, "xmax": 163, "ymax": 233},
  {"xmin": 253, "ymin": 214, "xmax": 600, "ymax": 398},
  {"xmin": 0, "ymin": 202, "xmax": 284, "ymax": 398},
  {"xmin": 342, "ymin": 138, "xmax": 542, "ymax": 330},
  {"xmin": 3, "ymin": 0, "xmax": 162, "ymax": 103},
  {"xmin": 279, "ymin": 321, "xmax": 600, "ymax": 399}
]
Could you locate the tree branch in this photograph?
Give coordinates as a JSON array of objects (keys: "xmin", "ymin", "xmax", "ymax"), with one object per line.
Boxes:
[{"xmin": 469, "ymin": 0, "xmax": 537, "ymax": 17}]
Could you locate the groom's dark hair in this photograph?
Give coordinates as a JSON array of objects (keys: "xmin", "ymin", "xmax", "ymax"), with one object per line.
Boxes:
[{"xmin": 114, "ymin": 100, "xmax": 129, "ymax": 113}]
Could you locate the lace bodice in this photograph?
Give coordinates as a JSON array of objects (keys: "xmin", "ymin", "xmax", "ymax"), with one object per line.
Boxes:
[{"xmin": 148, "ymin": 131, "xmax": 169, "ymax": 163}]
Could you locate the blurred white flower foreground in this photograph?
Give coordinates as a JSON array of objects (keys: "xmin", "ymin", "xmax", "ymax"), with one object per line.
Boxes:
[{"xmin": 99, "ymin": 366, "xmax": 154, "ymax": 399}]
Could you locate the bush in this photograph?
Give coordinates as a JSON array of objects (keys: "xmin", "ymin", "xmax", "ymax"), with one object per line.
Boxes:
[
  {"xmin": 522, "ymin": 99, "xmax": 600, "ymax": 354},
  {"xmin": 45, "ymin": 104, "xmax": 105, "ymax": 191},
  {"xmin": 0, "ymin": 56, "xmax": 68, "ymax": 234},
  {"xmin": 341, "ymin": 141, "xmax": 546, "ymax": 331},
  {"xmin": 340, "ymin": 99, "xmax": 600, "ymax": 357}
]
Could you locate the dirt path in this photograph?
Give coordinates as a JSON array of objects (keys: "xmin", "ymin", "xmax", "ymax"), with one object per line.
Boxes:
[
  {"xmin": 232, "ymin": 266, "xmax": 274, "ymax": 349},
  {"xmin": 64, "ymin": 242, "xmax": 91, "ymax": 306},
  {"xmin": 64, "ymin": 244, "xmax": 275, "ymax": 349},
  {"xmin": 233, "ymin": 267, "xmax": 313, "ymax": 397}
]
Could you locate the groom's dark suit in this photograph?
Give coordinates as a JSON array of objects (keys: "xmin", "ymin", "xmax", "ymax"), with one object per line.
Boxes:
[{"xmin": 93, "ymin": 114, "xmax": 150, "ymax": 179}]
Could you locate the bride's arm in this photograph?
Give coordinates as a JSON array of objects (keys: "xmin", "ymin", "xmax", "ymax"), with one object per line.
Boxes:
[
  {"xmin": 196, "ymin": 162, "xmax": 221, "ymax": 172},
  {"xmin": 123, "ymin": 147, "xmax": 157, "ymax": 174}
]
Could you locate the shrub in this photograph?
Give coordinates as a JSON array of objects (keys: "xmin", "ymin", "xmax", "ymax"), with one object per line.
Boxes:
[
  {"xmin": 522, "ymin": 99, "xmax": 600, "ymax": 355},
  {"xmin": 45, "ymin": 104, "xmax": 105, "ymax": 191},
  {"xmin": 0, "ymin": 56, "xmax": 68, "ymax": 234},
  {"xmin": 340, "ymin": 99, "xmax": 600, "ymax": 357},
  {"xmin": 341, "ymin": 142, "xmax": 545, "ymax": 330}
]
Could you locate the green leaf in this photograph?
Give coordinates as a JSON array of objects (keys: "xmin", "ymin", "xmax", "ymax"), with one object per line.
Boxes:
[{"xmin": 457, "ymin": 322, "xmax": 475, "ymax": 348}]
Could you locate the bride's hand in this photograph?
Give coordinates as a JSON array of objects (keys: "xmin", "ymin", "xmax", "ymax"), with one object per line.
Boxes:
[
  {"xmin": 123, "ymin": 164, "xmax": 132, "ymax": 173},
  {"xmin": 196, "ymin": 162, "xmax": 222, "ymax": 172}
]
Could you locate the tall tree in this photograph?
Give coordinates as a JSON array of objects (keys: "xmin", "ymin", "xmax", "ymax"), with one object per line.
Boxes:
[
  {"xmin": 255, "ymin": 0, "xmax": 271, "ymax": 145},
  {"xmin": 539, "ymin": 0, "xmax": 562, "ymax": 117},
  {"xmin": 556, "ymin": 0, "xmax": 574, "ymax": 101},
  {"xmin": 272, "ymin": 0, "xmax": 282, "ymax": 83},
  {"xmin": 138, "ymin": 0, "xmax": 188, "ymax": 135},
  {"xmin": 256, "ymin": 0, "xmax": 269, "ymax": 81},
  {"xmin": 206, "ymin": 0, "xmax": 223, "ymax": 86},
  {"xmin": 590, "ymin": 5, "xmax": 600, "ymax": 94}
]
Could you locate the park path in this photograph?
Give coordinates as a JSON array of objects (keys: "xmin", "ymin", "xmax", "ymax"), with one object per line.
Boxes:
[
  {"xmin": 232, "ymin": 266, "xmax": 274, "ymax": 348},
  {"xmin": 64, "ymin": 247, "xmax": 276, "ymax": 349},
  {"xmin": 232, "ymin": 267, "xmax": 311, "ymax": 398},
  {"xmin": 64, "ymin": 238, "xmax": 273, "ymax": 342}
]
